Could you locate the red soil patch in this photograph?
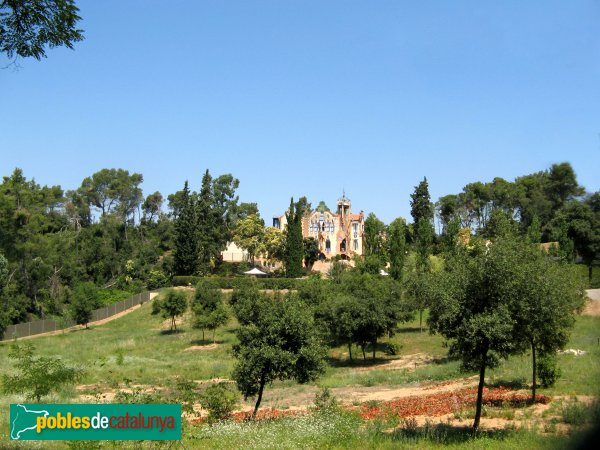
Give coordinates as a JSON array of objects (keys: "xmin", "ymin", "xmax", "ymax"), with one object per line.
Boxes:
[{"xmin": 358, "ymin": 386, "xmax": 550, "ymax": 420}]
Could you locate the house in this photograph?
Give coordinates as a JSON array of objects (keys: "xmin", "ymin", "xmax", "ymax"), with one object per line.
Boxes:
[{"xmin": 273, "ymin": 194, "xmax": 365, "ymax": 260}]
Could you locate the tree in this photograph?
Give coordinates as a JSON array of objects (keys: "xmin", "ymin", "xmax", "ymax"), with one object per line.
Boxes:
[
  {"xmin": 69, "ymin": 282, "xmax": 99, "ymax": 328},
  {"xmin": 232, "ymin": 214, "xmax": 265, "ymax": 265},
  {"xmin": 0, "ymin": 252, "xmax": 9, "ymax": 335},
  {"xmin": 410, "ymin": 177, "xmax": 434, "ymax": 226},
  {"xmin": 441, "ymin": 217, "xmax": 461, "ymax": 254},
  {"xmin": 77, "ymin": 169, "xmax": 143, "ymax": 221},
  {"xmin": 283, "ymin": 197, "xmax": 304, "ymax": 278},
  {"xmin": 232, "ymin": 294, "xmax": 325, "ymax": 418},
  {"xmin": 193, "ymin": 280, "xmax": 229, "ymax": 342},
  {"xmin": 2, "ymin": 342, "xmax": 83, "ymax": 402},
  {"xmin": 387, "ymin": 218, "xmax": 406, "ymax": 282},
  {"xmin": 0, "ymin": 0, "xmax": 84, "ymax": 64},
  {"xmin": 263, "ymin": 227, "xmax": 284, "ymax": 263},
  {"xmin": 508, "ymin": 247, "xmax": 585, "ymax": 401},
  {"xmin": 317, "ymin": 292, "xmax": 363, "ymax": 360},
  {"xmin": 303, "ymin": 237, "xmax": 319, "ymax": 270},
  {"xmin": 405, "ymin": 269, "xmax": 436, "ymax": 333},
  {"xmin": 550, "ymin": 196, "xmax": 600, "ymax": 284},
  {"xmin": 547, "ymin": 162, "xmax": 584, "ymax": 210},
  {"xmin": 325, "ymin": 271, "xmax": 411, "ymax": 359},
  {"xmin": 415, "ymin": 217, "xmax": 434, "ymax": 271},
  {"xmin": 155, "ymin": 289, "xmax": 187, "ymax": 332},
  {"xmin": 363, "ymin": 213, "xmax": 386, "ymax": 257},
  {"xmin": 142, "ymin": 191, "xmax": 163, "ymax": 223},
  {"xmin": 428, "ymin": 239, "xmax": 521, "ymax": 431},
  {"xmin": 173, "ymin": 181, "xmax": 199, "ymax": 276},
  {"xmin": 196, "ymin": 170, "xmax": 240, "ymax": 271},
  {"xmin": 70, "ymin": 282, "xmax": 100, "ymax": 328}
]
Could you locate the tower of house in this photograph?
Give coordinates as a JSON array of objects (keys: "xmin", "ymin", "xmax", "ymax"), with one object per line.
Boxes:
[{"xmin": 336, "ymin": 192, "xmax": 352, "ymax": 255}]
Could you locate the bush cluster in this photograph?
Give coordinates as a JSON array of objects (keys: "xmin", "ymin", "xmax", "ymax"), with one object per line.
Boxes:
[{"xmin": 172, "ymin": 276, "xmax": 304, "ymax": 290}]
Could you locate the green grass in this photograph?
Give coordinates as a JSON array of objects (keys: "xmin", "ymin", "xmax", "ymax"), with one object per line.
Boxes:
[
  {"xmin": 0, "ymin": 296, "xmax": 598, "ymax": 449},
  {"xmin": 487, "ymin": 315, "xmax": 600, "ymax": 396},
  {"xmin": 576, "ymin": 263, "xmax": 600, "ymax": 288}
]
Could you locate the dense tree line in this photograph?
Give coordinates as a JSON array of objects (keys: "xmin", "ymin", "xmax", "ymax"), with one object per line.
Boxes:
[{"xmin": 0, "ymin": 167, "xmax": 242, "ymax": 333}]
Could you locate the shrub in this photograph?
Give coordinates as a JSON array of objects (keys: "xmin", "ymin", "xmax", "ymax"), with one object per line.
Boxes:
[
  {"xmin": 2, "ymin": 342, "xmax": 83, "ymax": 402},
  {"xmin": 313, "ymin": 387, "xmax": 339, "ymax": 413},
  {"xmin": 561, "ymin": 399, "xmax": 587, "ymax": 425},
  {"xmin": 199, "ymin": 383, "xmax": 239, "ymax": 422},
  {"xmin": 538, "ymin": 352, "xmax": 561, "ymax": 388},
  {"xmin": 172, "ymin": 276, "xmax": 304, "ymax": 290},
  {"xmin": 154, "ymin": 289, "xmax": 188, "ymax": 331},
  {"xmin": 147, "ymin": 269, "xmax": 170, "ymax": 290},
  {"xmin": 385, "ymin": 342, "xmax": 399, "ymax": 356}
]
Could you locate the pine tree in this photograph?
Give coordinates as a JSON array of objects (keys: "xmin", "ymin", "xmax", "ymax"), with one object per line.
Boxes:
[
  {"xmin": 284, "ymin": 198, "xmax": 304, "ymax": 278},
  {"xmin": 173, "ymin": 181, "xmax": 199, "ymax": 275}
]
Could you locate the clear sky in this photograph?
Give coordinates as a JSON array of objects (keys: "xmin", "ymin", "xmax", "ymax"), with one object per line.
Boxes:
[{"xmin": 1, "ymin": 1, "xmax": 599, "ymax": 224}]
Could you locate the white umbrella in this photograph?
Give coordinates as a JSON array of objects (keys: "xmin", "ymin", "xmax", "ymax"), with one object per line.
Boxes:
[{"xmin": 244, "ymin": 268, "xmax": 267, "ymax": 276}]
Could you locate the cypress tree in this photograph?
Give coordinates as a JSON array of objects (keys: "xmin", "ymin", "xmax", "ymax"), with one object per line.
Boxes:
[
  {"xmin": 410, "ymin": 177, "xmax": 434, "ymax": 225},
  {"xmin": 284, "ymin": 198, "xmax": 304, "ymax": 278},
  {"xmin": 388, "ymin": 217, "xmax": 406, "ymax": 282},
  {"xmin": 197, "ymin": 170, "xmax": 214, "ymax": 273},
  {"xmin": 410, "ymin": 177, "xmax": 434, "ymax": 272},
  {"xmin": 173, "ymin": 181, "xmax": 199, "ymax": 275}
]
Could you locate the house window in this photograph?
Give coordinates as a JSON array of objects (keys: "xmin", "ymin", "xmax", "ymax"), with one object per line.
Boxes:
[
  {"xmin": 325, "ymin": 239, "xmax": 331, "ymax": 253},
  {"xmin": 353, "ymin": 239, "xmax": 359, "ymax": 251}
]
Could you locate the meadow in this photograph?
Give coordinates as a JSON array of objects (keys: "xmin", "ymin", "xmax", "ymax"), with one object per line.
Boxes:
[{"xmin": 0, "ymin": 290, "xmax": 598, "ymax": 449}]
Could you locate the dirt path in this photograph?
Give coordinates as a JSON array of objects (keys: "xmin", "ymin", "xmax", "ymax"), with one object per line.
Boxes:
[
  {"xmin": 248, "ymin": 376, "xmax": 479, "ymax": 411},
  {"xmin": 584, "ymin": 289, "xmax": 600, "ymax": 316},
  {"xmin": 3, "ymin": 293, "xmax": 158, "ymax": 342}
]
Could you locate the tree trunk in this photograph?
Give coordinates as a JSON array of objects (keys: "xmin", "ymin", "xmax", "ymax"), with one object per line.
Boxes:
[
  {"xmin": 531, "ymin": 339, "xmax": 537, "ymax": 403},
  {"xmin": 473, "ymin": 351, "xmax": 488, "ymax": 431},
  {"xmin": 348, "ymin": 343, "xmax": 353, "ymax": 361},
  {"xmin": 252, "ymin": 373, "xmax": 266, "ymax": 419},
  {"xmin": 419, "ymin": 309, "xmax": 423, "ymax": 332},
  {"xmin": 589, "ymin": 264, "xmax": 593, "ymax": 286},
  {"xmin": 213, "ymin": 329, "xmax": 216, "ymax": 344},
  {"xmin": 361, "ymin": 345, "xmax": 366, "ymax": 360},
  {"xmin": 372, "ymin": 339, "xmax": 376, "ymax": 359}
]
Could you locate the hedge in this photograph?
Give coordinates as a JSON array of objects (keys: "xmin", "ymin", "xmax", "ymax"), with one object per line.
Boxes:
[{"xmin": 172, "ymin": 276, "xmax": 304, "ymax": 290}]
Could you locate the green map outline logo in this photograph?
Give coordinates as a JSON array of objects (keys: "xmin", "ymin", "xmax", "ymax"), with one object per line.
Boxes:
[
  {"xmin": 9, "ymin": 404, "xmax": 181, "ymax": 441},
  {"xmin": 11, "ymin": 404, "xmax": 50, "ymax": 440}
]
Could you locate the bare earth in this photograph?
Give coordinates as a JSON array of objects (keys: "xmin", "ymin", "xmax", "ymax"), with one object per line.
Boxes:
[
  {"xmin": 184, "ymin": 343, "xmax": 220, "ymax": 352},
  {"xmin": 584, "ymin": 289, "xmax": 600, "ymax": 316}
]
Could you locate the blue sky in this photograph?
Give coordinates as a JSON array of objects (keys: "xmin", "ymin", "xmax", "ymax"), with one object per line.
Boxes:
[{"xmin": 1, "ymin": 1, "xmax": 599, "ymax": 223}]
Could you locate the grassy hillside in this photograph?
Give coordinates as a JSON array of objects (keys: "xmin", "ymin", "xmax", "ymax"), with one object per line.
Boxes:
[{"xmin": 0, "ymin": 292, "xmax": 598, "ymax": 449}]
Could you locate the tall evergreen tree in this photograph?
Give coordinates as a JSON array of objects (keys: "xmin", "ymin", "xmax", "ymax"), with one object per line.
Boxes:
[
  {"xmin": 410, "ymin": 177, "xmax": 434, "ymax": 226},
  {"xmin": 388, "ymin": 218, "xmax": 406, "ymax": 282},
  {"xmin": 284, "ymin": 198, "xmax": 304, "ymax": 278},
  {"xmin": 173, "ymin": 181, "xmax": 198, "ymax": 275},
  {"xmin": 197, "ymin": 170, "xmax": 215, "ymax": 273}
]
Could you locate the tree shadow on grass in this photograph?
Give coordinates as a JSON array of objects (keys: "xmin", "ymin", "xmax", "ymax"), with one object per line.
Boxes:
[
  {"xmin": 159, "ymin": 329, "xmax": 185, "ymax": 335},
  {"xmin": 326, "ymin": 356, "xmax": 392, "ymax": 369},
  {"xmin": 487, "ymin": 378, "xmax": 528, "ymax": 390},
  {"xmin": 396, "ymin": 327, "xmax": 428, "ymax": 334},
  {"xmin": 387, "ymin": 422, "xmax": 515, "ymax": 445},
  {"xmin": 189, "ymin": 338, "xmax": 225, "ymax": 346}
]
